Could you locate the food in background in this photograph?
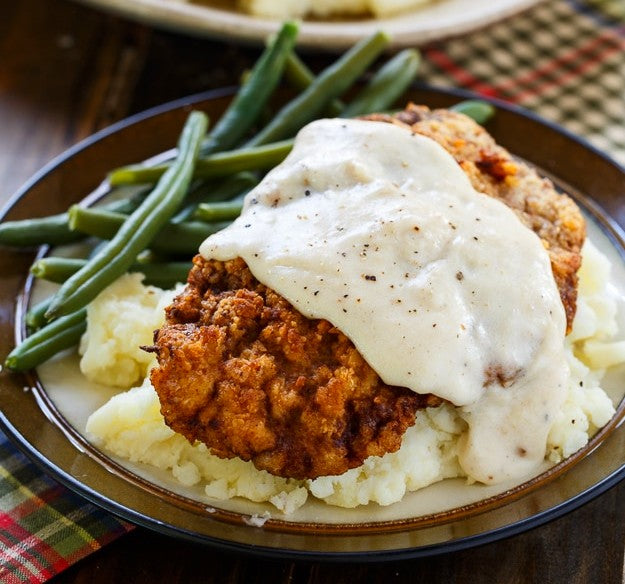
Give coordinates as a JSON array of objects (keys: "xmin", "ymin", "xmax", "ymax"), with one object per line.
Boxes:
[{"xmin": 236, "ymin": 0, "xmax": 436, "ymax": 19}]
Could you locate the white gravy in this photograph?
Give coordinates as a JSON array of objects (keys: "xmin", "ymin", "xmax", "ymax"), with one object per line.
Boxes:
[{"xmin": 199, "ymin": 118, "xmax": 570, "ymax": 484}]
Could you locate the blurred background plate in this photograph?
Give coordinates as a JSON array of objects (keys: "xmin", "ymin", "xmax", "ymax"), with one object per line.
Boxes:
[{"xmin": 73, "ymin": 0, "xmax": 544, "ymax": 49}]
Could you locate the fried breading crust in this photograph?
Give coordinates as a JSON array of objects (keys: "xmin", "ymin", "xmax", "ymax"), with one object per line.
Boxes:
[
  {"xmin": 366, "ymin": 104, "xmax": 585, "ymax": 330},
  {"xmin": 151, "ymin": 257, "xmax": 441, "ymax": 480},
  {"xmin": 150, "ymin": 105, "xmax": 585, "ymax": 480}
]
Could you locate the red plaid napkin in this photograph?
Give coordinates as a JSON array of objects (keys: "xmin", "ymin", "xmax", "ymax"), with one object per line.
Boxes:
[
  {"xmin": 0, "ymin": 432, "xmax": 133, "ymax": 583},
  {"xmin": 1, "ymin": 1, "xmax": 622, "ymax": 582},
  {"xmin": 421, "ymin": 0, "xmax": 625, "ymax": 165}
]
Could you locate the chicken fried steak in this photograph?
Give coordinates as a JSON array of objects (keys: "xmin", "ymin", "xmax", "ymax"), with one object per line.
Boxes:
[
  {"xmin": 151, "ymin": 258, "xmax": 441, "ymax": 480},
  {"xmin": 149, "ymin": 106, "xmax": 585, "ymax": 480}
]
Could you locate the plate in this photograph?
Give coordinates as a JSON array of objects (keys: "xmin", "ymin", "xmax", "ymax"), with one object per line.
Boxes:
[
  {"xmin": 74, "ymin": 0, "xmax": 543, "ymax": 49},
  {"xmin": 1, "ymin": 86, "xmax": 625, "ymax": 560}
]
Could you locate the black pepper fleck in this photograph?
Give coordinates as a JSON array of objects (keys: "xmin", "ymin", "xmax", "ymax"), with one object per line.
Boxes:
[
  {"xmin": 364, "ymin": 275, "xmax": 377, "ymax": 281},
  {"xmin": 456, "ymin": 271, "xmax": 464, "ymax": 281}
]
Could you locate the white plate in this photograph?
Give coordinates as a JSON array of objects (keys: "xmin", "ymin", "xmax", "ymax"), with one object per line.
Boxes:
[{"xmin": 75, "ymin": 0, "xmax": 544, "ymax": 49}]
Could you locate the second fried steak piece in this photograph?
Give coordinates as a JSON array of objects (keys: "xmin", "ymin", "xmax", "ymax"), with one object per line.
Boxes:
[{"xmin": 151, "ymin": 257, "xmax": 441, "ymax": 480}]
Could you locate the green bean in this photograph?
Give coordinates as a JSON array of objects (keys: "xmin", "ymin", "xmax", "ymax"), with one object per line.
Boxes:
[
  {"xmin": 117, "ymin": 259, "xmax": 194, "ymax": 287},
  {"xmin": 340, "ymin": 49, "xmax": 421, "ymax": 118},
  {"xmin": 108, "ymin": 140, "xmax": 292, "ymax": 187},
  {"xmin": 0, "ymin": 213, "xmax": 84, "ymax": 246},
  {"xmin": 0, "ymin": 196, "xmax": 142, "ymax": 247},
  {"xmin": 65, "ymin": 207, "xmax": 134, "ymax": 239},
  {"xmin": 188, "ymin": 140, "xmax": 293, "ymax": 179},
  {"xmin": 246, "ymin": 31, "xmax": 390, "ymax": 147},
  {"xmin": 44, "ymin": 110, "xmax": 208, "ymax": 320},
  {"xmin": 200, "ymin": 21, "xmax": 299, "ymax": 155},
  {"xmin": 31, "ymin": 257, "xmax": 88, "ymax": 282},
  {"xmin": 31, "ymin": 257, "xmax": 192, "ymax": 287},
  {"xmin": 171, "ymin": 172, "xmax": 257, "ymax": 223},
  {"xmin": 187, "ymin": 171, "xmax": 257, "ymax": 204},
  {"xmin": 284, "ymin": 52, "xmax": 344, "ymax": 117},
  {"xmin": 282, "ymin": 52, "xmax": 315, "ymax": 91},
  {"xmin": 451, "ymin": 100, "xmax": 495, "ymax": 125},
  {"xmin": 25, "ymin": 299, "xmax": 52, "ymax": 332},
  {"xmin": 5, "ymin": 308, "xmax": 87, "ymax": 371},
  {"xmin": 140, "ymin": 219, "xmax": 232, "ymax": 255},
  {"xmin": 194, "ymin": 200, "xmax": 243, "ymax": 222},
  {"xmin": 69, "ymin": 206, "xmax": 230, "ymax": 255}
]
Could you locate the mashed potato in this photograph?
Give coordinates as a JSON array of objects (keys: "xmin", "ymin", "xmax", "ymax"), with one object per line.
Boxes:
[
  {"xmin": 79, "ymin": 274, "xmax": 179, "ymax": 388},
  {"xmin": 84, "ymin": 240, "xmax": 620, "ymax": 514}
]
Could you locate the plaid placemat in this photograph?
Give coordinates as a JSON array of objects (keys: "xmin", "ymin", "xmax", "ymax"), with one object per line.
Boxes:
[
  {"xmin": 1, "ymin": 1, "xmax": 622, "ymax": 582},
  {"xmin": 421, "ymin": 0, "xmax": 625, "ymax": 165},
  {"xmin": 0, "ymin": 431, "xmax": 133, "ymax": 583}
]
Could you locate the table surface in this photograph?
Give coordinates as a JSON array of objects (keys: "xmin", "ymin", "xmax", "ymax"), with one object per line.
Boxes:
[{"xmin": 1, "ymin": 1, "xmax": 625, "ymax": 582}]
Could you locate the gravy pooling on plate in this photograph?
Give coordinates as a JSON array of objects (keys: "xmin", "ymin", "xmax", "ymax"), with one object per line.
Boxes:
[{"xmin": 200, "ymin": 118, "xmax": 569, "ymax": 484}]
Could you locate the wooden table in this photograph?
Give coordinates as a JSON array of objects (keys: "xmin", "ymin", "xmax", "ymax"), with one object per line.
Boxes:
[{"xmin": 2, "ymin": 1, "xmax": 625, "ymax": 581}]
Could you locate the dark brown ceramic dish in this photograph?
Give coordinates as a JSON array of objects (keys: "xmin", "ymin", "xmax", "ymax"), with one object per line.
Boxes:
[{"xmin": 1, "ymin": 86, "xmax": 624, "ymax": 561}]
